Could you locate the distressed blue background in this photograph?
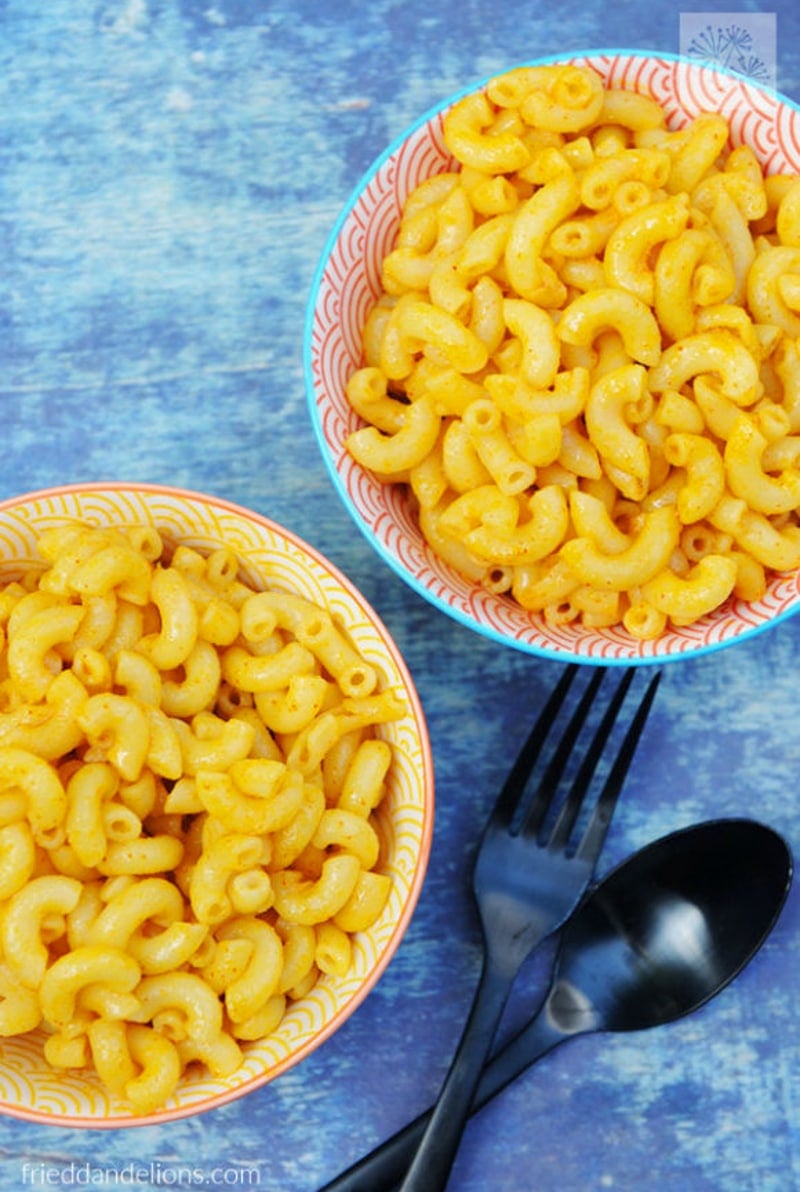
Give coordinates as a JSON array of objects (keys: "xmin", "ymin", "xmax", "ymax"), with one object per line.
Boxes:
[{"xmin": 2, "ymin": 2, "xmax": 800, "ymax": 1190}]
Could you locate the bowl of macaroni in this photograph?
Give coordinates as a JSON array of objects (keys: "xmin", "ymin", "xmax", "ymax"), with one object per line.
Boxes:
[
  {"xmin": 0, "ymin": 482, "xmax": 433, "ymax": 1126},
  {"xmin": 305, "ymin": 50, "xmax": 800, "ymax": 664}
]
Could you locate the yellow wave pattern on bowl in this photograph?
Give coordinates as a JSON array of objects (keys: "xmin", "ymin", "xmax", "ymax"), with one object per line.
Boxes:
[{"xmin": 0, "ymin": 483, "xmax": 433, "ymax": 1126}]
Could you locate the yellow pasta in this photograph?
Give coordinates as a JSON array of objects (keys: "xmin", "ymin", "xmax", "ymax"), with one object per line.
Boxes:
[
  {"xmin": 0, "ymin": 522, "xmax": 400, "ymax": 1107},
  {"xmin": 345, "ymin": 63, "xmax": 800, "ymax": 637}
]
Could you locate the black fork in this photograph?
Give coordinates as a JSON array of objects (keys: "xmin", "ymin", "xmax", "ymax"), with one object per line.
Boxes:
[{"xmin": 322, "ymin": 663, "xmax": 661, "ymax": 1192}]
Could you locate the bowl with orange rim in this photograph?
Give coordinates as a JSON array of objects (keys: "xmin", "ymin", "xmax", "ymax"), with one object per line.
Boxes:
[
  {"xmin": 0, "ymin": 482, "xmax": 433, "ymax": 1126},
  {"xmin": 305, "ymin": 50, "xmax": 800, "ymax": 665}
]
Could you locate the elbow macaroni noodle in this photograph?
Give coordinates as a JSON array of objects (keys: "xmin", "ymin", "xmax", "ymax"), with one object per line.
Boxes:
[
  {"xmin": 0, "ymin": 522, "xmax": 401, "ymax": 1112},
  {"xmin": 345, "ymin": 64, "xmax": 800, "ymax": 638}
]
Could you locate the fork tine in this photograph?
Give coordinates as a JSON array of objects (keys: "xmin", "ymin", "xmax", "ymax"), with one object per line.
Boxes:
[
  {"xmin": 545, "ymin": 667, "xmax": 636, "ymax": 850},
  {"xmin": 486, "ymin": 663, "xmax": 578, "ymax": 829},
  {"xmin": 517, "ymin": 665, "xmax": 606, "ymax": 839},
  {"xmin": 574, "ymin": 669, "xmax": 662, "ymax": 863}
]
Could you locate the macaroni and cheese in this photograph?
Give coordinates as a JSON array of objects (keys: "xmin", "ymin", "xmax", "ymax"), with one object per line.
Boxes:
[
  {"xmin": 0, "ymin": 523, "xmax": 400, "ymax": 1111},
  {"xmin": 345, "ymin": 64, "xmax": 800, "ymax": 638}
]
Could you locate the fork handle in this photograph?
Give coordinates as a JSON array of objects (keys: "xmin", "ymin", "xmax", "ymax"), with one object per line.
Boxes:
[
  {"xmin": 397, "ymin": 960, "xmax": 512, "ymax": 1191},
  {"xmin": 320, "ymin": 1002, "xmax": 568, "ymax": 1192}
]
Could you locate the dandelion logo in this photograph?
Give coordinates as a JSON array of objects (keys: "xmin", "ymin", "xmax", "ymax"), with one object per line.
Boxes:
[{"xmin": 679, "ymin": 12, "xmax": 777, "ymax": 88}]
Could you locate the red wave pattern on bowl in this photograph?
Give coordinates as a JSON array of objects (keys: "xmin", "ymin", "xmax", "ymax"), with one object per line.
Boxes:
[{"xmin": 309, "ymin": 53, "xmax": 800, "ymax": 663}]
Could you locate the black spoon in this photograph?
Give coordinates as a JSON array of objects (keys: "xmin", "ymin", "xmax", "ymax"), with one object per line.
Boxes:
[{"xmin": 323, "ymin": 818, "xmax": 793, "ymax": 1192}]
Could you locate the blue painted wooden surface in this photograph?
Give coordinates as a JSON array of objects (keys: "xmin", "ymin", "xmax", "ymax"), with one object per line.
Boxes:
[{"xmin": 2, "ymin": 2, "xmax": 800, "ymax": 1189}]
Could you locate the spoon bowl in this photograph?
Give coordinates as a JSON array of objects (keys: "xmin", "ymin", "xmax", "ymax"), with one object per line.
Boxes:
[
  {"xmin": 324, "ymin": 817, "xmax": 793, "ymax": 1192},
  {"xmin": 548, "ymin": 817, "xmax": 792, "ymax": 1036}
]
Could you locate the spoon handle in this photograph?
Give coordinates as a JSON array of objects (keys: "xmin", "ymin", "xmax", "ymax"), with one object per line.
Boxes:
[{"xmin": 319, "ymin": 1002, "xmax": 569, "ymax": 1192}]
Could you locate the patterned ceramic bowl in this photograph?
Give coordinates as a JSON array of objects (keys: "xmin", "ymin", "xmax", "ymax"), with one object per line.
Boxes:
[
  {"xmin": 305, "ymin": 50, "xmax": 800, "ymax": 665},
  {"xmin": 0, "ymin": 483, "xmax": 433, "ymax": 1126}
]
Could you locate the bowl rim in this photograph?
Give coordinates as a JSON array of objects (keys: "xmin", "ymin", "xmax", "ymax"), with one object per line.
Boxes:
[
  {"xmin": 304, "ymin": 48, "xmax": 800, "ymax": 667},
  {"xmin": 0, "ymin": 480, "xmax": 435, "ymax": 1127}
]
